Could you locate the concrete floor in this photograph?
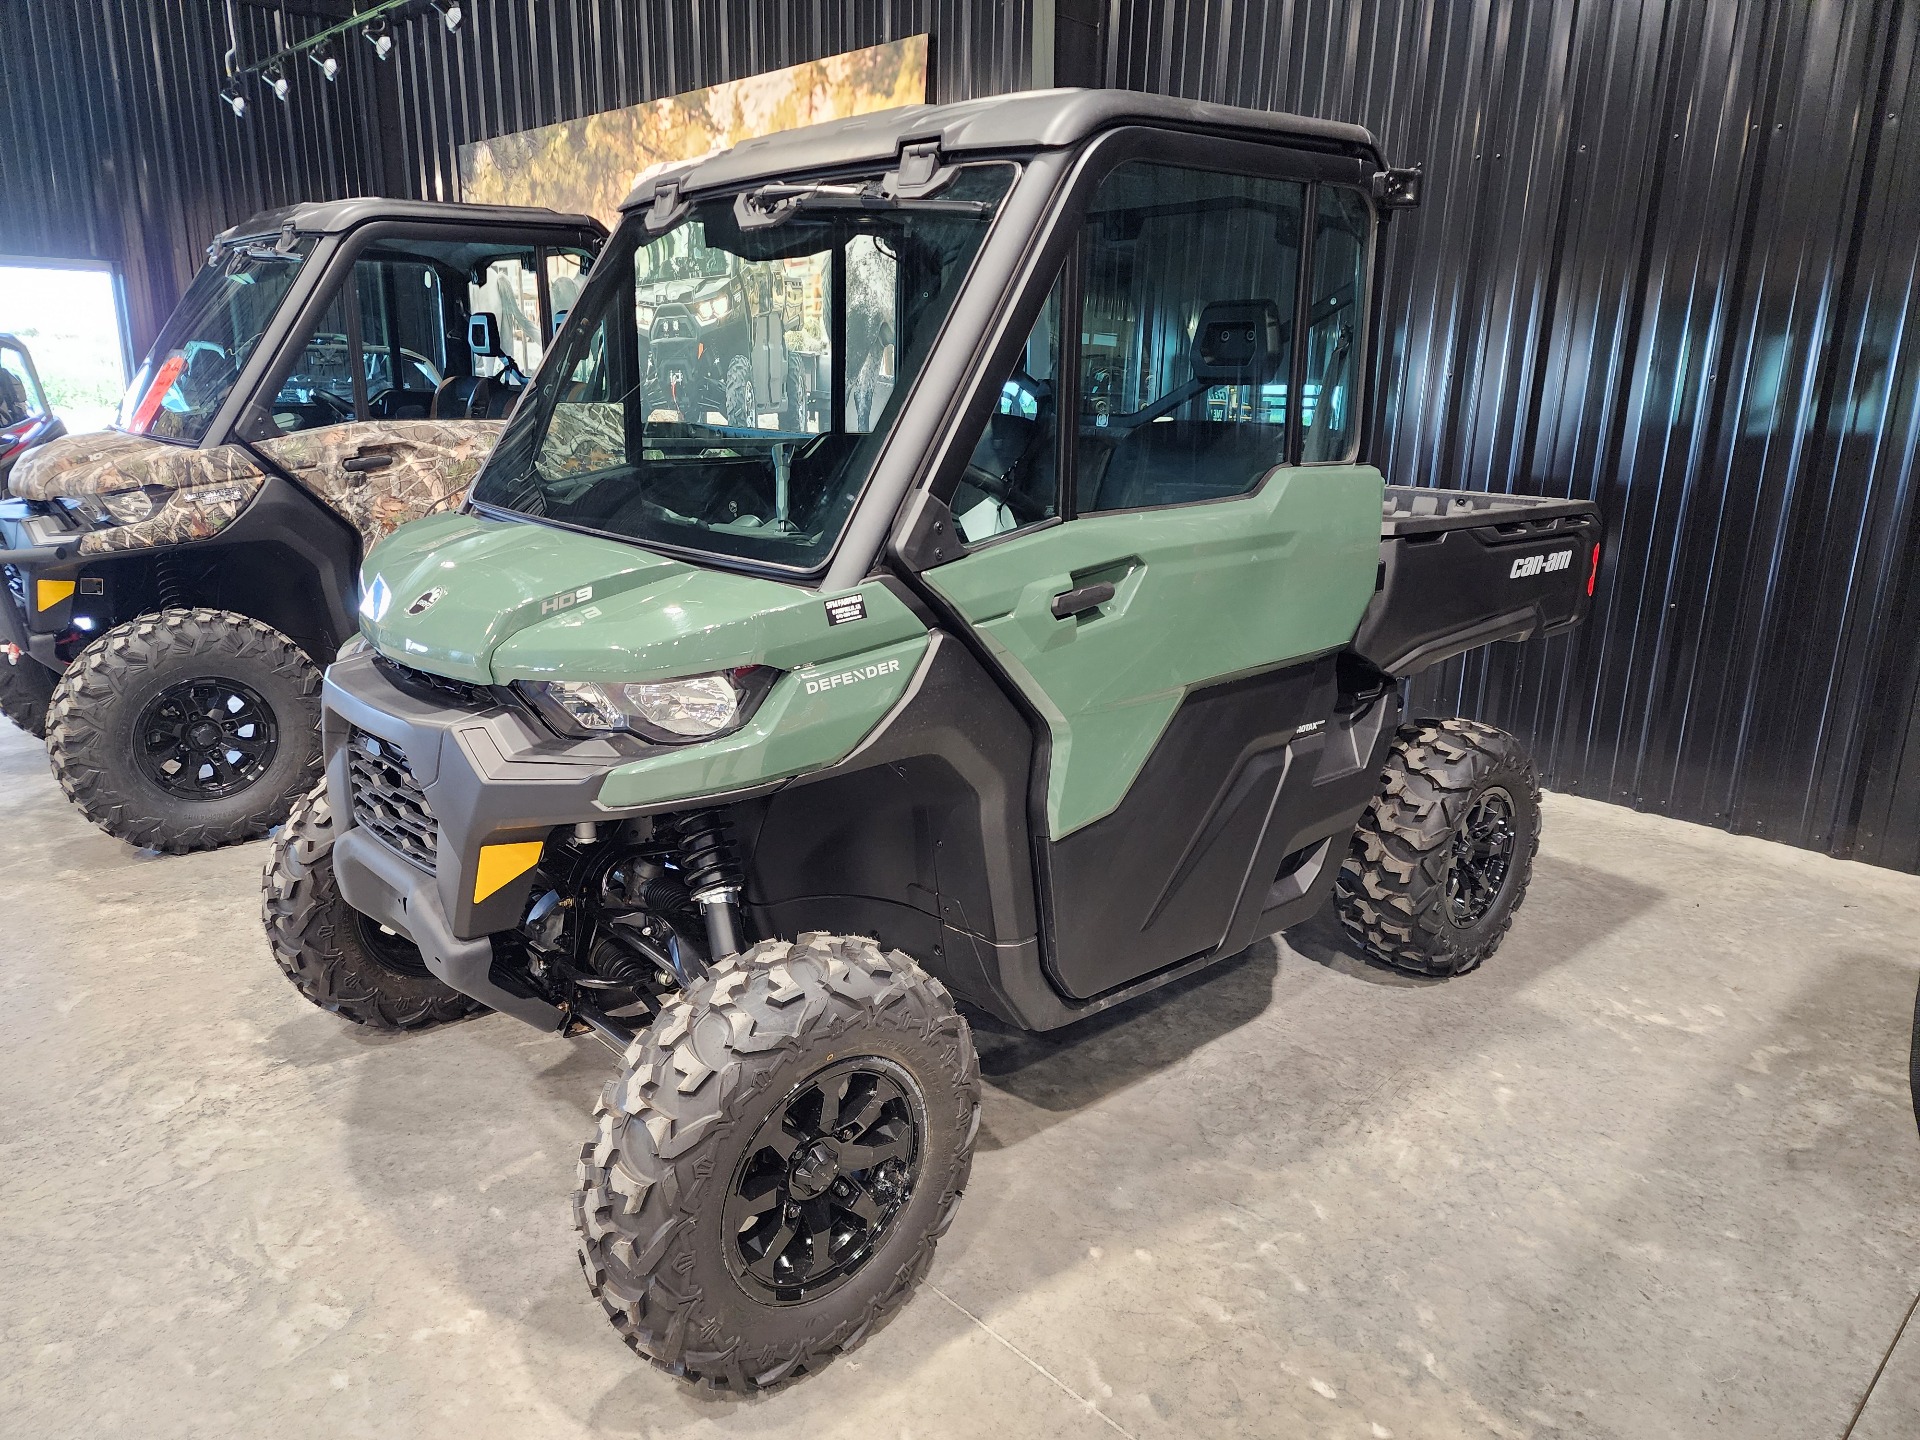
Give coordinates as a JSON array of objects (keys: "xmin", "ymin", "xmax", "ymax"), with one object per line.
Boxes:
[{"xmin": 3, "ymin": 721, "xmax": 1919, "ymax": 1440}]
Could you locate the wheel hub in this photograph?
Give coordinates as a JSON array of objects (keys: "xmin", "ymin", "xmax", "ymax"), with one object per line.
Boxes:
[
  {"xmin": 722, "ymin": 1056, "xmax": 924, "ymax": 1305},
  {"xmin": 134, "ymin": 676, "xmax": 279, "ymax": 800},
  {"xmin": 787, "ymin": 1139, "xmax": 842, "ymax": 1200},
  {"xmin": 1446, "ymin": 786, "xmax": 1516, "ymax": 927}
]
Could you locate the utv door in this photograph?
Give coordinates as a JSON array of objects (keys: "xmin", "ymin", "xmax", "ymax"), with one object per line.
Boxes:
[
  {"xmin": 236, "ymin": 233, "xmax": 598, "ymax": 546},
  {"xmin": 922, "ymin": 153, "xmax": 1384, "ymax": 999}
]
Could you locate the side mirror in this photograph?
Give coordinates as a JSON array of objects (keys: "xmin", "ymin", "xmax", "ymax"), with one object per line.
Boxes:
[{"xmin": 468, "ymin": 312, "xmax": 504, "ymax": 358}]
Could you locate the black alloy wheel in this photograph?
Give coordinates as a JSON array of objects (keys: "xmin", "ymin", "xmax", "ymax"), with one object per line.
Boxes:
[
  {"xmin": 723, "ymin": 1057, "xmax": 924, "ymax": 1305},
  {"xmin": 134, "ymin": 676, "xmax": 279, "ymax": 799},
  {"xmin": 1446, "ymin": 786, "xmax": 1516, "ymax": 926}
]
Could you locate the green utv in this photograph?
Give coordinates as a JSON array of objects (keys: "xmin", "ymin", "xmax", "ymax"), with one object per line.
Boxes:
[
  {"xmin": 260, "ymin": 90, "xmax": 1602, "ymax": 1386},
  {"xmin": 0, "ymin": 201, "xmax": 602, "ymax": 846}
]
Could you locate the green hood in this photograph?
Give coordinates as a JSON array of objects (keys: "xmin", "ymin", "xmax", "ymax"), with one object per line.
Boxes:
[
  {"xmin": 361, "ymin": 510, "xmax": 924, "ymax": 687},
  {"xmin": 359, "ymin": 511, "xmax": 933, "ymax": 810}
]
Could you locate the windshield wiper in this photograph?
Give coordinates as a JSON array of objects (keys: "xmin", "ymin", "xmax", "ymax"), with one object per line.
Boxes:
[{"xmin": 735, "ymin": 180, "xmax": 992, "ymax": 230}]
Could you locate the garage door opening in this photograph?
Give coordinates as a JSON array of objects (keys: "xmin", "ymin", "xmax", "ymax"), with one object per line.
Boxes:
[{"xmin": 0, "ymin": 260, "xmax": 128, "ymax": 435}]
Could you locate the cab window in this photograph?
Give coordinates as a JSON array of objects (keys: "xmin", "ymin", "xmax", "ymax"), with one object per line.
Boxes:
[
  {"xmin": 1074, "ymin": 162, "xmax": 1305, "ymax": 514},
  {"xmin": 251, "ymin": 240, "xmax": 593, "ymax": 436}
]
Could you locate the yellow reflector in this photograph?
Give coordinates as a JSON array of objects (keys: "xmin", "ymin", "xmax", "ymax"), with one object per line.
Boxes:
[
  {"xmin": 36, "ymin": 578, "xmax": 76, "ymax": 611},
  {"xmin": 473, "ymin": 840, "xmax": 545, "ymax": 903}
]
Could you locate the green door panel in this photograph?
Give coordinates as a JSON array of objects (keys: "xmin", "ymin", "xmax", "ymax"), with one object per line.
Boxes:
[
  {"xmin": 926, "ymin": 464, "xmax": 1385, "ymax": 837},
  {"xmin": 595, "ymin": 634, "xmax": 930, "ymax": 809}
]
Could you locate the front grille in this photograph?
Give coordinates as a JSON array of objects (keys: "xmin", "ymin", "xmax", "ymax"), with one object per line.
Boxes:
[
  {"xmin": 374, "ymin": 654, "xmax": 495, "ymax": 710},
  {"xmin": 347, "ymin": 728, "xmax": 438, "ymax": 873}
]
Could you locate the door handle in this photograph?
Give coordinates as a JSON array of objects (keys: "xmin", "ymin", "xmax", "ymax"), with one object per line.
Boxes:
[
  {"xmin": 342, "ymin": 452, "xmax": 394, "ymax": 473},
  {"xmin": 1051, "ymin": 582, "xmax": 1115, "ymax": 620}
]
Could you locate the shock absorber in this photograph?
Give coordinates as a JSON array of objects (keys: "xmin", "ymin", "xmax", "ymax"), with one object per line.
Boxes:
[
  {"xmin": 669, "ymin": 808, "xmax": 745, "ymax": 961},
  {"xmin": 155, "ymin": 555, "xmax": 186, "ymax": 611}
]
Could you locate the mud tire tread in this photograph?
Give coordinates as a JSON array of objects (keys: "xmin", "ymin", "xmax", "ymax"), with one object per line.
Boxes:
[
  {"xmin": 260, "ymin": 780, "xmax": 484, "ymax": 1030},
  {"xmin": 0, "ymin": 656, "xmax": 54, "ymax": 739}
]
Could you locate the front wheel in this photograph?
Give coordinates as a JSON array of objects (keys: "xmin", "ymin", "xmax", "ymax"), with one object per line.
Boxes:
[
  {"xmin": 575, "ymin": 933, "xmax": 979, "ymax": 1389},
  {"xmin": 46, "ymin": 608, "xmax": 322, "ymax": 852},
  {"xmin": 1334, "ymin": 716, "xmax": 1542, "ymax": 977},
  {"xmin": 261, "ymin": 781, "xmax": 485, "ymax": 1030}
]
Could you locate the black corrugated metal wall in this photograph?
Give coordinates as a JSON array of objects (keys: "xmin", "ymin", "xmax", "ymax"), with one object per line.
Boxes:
[
  {"xmin": 6, "ymin": 0, "xmax": 1918, "ymax": 870},
  {"xmin": 1083, "ymin": 0, "xmax": 1920, "ymax": 871}
]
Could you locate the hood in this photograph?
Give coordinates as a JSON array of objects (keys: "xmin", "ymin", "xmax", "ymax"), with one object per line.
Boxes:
[
  {"xmin": 8, "ymin": 428, "xmax": 263, "ymax": 502},
  {"xmin": 359, "ymin": 511, "xmax": 925, "ymax": 685}
]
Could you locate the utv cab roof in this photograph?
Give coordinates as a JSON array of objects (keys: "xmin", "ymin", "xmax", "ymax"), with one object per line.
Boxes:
[
  {"xmin": 212, "ymin": 198, "xmax": 602, "ymax": 248},
  {"xmin": 621, "ymin": 87, "xmax": 1386, "ymax": 212}
]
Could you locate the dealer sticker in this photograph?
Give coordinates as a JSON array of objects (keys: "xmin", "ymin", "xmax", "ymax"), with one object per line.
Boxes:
[{"xmin": 824, "ymin": 593, "xmax": 867, "ymax": 626}]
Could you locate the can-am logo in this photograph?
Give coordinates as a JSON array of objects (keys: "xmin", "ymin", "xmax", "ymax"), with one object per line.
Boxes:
[
  {"xmin": 1510, "ymin": 549, "xmax": 1574, "ymax": 580},
  {"xmin": 803, "ymin": 658, "xmax": 902, "ymax": 694},
  {"xmin": 540, "ymin": 585, "xmax": 594, "ymax": 615}
]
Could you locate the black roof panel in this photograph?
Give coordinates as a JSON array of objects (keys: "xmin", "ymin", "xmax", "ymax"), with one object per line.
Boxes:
[
  {"xmin": 215, "ymin": 198, "xmax": 603, "ymax": 245},
  {"xmin": 620, "ymin": 87, "xmax": 1383, "ymax": 212}
]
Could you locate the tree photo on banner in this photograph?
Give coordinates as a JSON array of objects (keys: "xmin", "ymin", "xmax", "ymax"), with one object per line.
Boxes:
[{"xmin": 457, "ymin": 38, "xmax": 929, "ymax": 228}]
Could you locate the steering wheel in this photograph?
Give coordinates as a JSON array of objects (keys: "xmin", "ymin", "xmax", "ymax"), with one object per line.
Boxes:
[
  {"xmin": 310, "ymin": 389, "xmax": 355, "ymax": 423},
  {"xmin": 960, "ymin": 461, "xmax": 1050, "ymax": 524}
]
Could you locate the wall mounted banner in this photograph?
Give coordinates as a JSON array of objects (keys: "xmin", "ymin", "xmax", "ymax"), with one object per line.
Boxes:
[{"xmin": 457, "ymin": 37, "xmax": 929, "ymax": 227}]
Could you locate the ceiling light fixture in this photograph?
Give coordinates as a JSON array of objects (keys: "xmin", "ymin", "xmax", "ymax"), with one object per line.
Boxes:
[
  {"xmin": 264, "ymin": 62, "xmax": 290, "ymax": 102},
  {"xmin": 220, "ymin": 77, "xmax": 248, "ymax": 118},
  {"xmin": 363, "ymin": 18, "xmax": 393, "ymax": 60},
  {"xmin": 309, "ymin": 41, "xmax": 338, "ymax": 82},
  {"xmin": 430, "ymin": 0, "xmax": 463, "ymax": 34}
]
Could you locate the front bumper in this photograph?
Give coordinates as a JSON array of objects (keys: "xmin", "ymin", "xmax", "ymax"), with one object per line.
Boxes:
[
  {"xmin": 323, "ymin": 650, "xmax": 663, "ymax": 1027},
  {"xmin": 0, "ymin": 512, "xmax": 88, "ymax": 668}
]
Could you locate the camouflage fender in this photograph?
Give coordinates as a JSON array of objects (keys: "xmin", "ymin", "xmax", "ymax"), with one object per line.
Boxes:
[
  {"xmin": 7, "ymin": 430, "xmax": 272, "ymax": 556},
  {"xmin": 255, "ymin": 419, "xmax": 505, "ymax": 545},
  {"xmin": 82, "ymin": 474, "xmax": 268, "ymax": 554},
  {"xmin": 9, "ymin": 429, "xmax": 264, "ymax": 501}
]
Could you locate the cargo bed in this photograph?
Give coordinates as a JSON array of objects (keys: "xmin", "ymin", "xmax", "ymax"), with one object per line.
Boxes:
[{"xmin": 1351, "ymin": 486, "xmax": 1602, "ymax": 676}]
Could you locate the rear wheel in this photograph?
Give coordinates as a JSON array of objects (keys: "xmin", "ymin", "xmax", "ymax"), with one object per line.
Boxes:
[
  {"xmin": 46, "ymin": 608, "xmax": 322, "ymax": 852},
  {"xmin": 0, "ymin": 655, "xmax": 55, "ymax": 739},
  {"xmin": 1334, "ymin": 716, "xmax": 1542, "ymax": 977},
  {"xmin": 575, "ymin": 933, "xmax": 978, "ymax": 1389},
  {"xmin": 261, "ymin": 781, "xmax": 484, "ymax": 1030}
]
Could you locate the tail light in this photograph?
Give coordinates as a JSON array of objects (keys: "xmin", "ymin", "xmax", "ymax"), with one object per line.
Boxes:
[{"xmin": 1587, "ymin": 541, "xmax": 1601, "ymax": 597}]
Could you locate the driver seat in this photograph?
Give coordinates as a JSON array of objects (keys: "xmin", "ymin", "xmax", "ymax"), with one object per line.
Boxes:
[{"xmin": 431, "ymin": 374, "xmax": 516, "ymax": 420}]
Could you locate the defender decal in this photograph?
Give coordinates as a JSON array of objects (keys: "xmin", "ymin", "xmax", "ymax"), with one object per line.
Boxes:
[
  {"xmin": 1510, "ymin": 548, "xmax": 1574, "ymax": 580},
  {"xmin": 802, "ymin": 658, "xmax": 902, "ymax": 694},
  {"xmin": 541, "ymin": 585, "xmax": 594, "ymax": 615}
]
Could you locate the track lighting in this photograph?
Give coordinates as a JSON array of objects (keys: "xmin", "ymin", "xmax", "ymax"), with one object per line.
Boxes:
[
  {"xmin": 363, "ymin": 18, "xmax": 393, "ymax": 60},
  {"xmin": 431, "ymin": 0, "xmax": 463, "ymax": 34},
  {"xmin": 310, "ymin": 41, "xmax": 338, "ymax": 82},
  {"xmin": 220, "ymin": 78, "xmax": 247, "ymax": 118},
  {"xmin": 264, "ymin": 62, "xmax": 289, "ymax": 102}
]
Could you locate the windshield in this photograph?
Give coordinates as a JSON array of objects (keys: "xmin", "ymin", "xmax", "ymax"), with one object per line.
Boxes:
[
  {"xmin": 470, "ymin": 163, "xmax": 1016, "ymax": 572},
  {"xmin": 118, "ymin": 238, "xmax": 313, "ymax": 443}
]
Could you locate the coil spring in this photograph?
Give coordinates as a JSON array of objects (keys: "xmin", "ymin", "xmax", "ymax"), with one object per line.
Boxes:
[
  {"xmin": 669, "ymin": 808, "xmax": 738, "ymax": 895},
  {"xmin": 155, "ymin": 556, "xmax": 186, "ymax": 611}
]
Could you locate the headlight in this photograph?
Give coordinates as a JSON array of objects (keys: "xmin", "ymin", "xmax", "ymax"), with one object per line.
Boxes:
[
  {"xmin": 59, "ymin": 486, "xmax": 170, "ymax": 529},
  {"xmin": 692, "ymin": 291, "xmax": 732, "ymax": 324},
  {"xmin": 519, "ymin": 666, "xmax": 775, "ymax": 743}
]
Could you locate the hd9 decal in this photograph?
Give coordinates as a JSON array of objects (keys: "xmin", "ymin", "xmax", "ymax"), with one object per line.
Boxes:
[{"xmin": 1511, "ymin": 548, "xmax": 1575, "ymax": 580}]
